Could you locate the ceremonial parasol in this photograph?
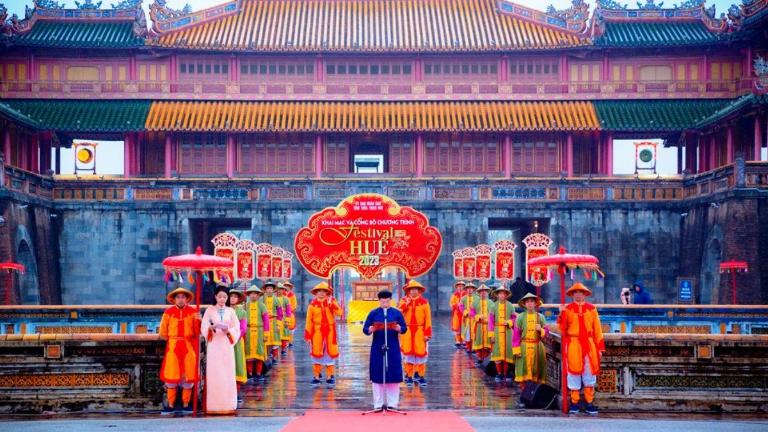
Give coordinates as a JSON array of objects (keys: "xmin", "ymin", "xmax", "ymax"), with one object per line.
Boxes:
[
  {"xmin": 0, "ymin": 262, "xmax": 25, "ymax": 306},
  {"xmin": 162, "ymin": 246, "xmax": 234, "ymax": 416},
  {"xmin": 719, "ymin": 260, "xmax": 748, "ymax": 304},
  {"xmin": 527, "ymin": 246, "xmax": 602, "ymax": 414}
]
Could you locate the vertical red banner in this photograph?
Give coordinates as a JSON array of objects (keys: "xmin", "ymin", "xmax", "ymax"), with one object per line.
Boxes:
[
  {"xmin": 282, "ymin": 250, "xmax": 293, "ymax": 280},
  {"xmin": 474, "ymin": 244, "xmax": 492, "ymax": 281},
  {"xmin": 235, "ymin": 239, "xmax": 256, "ymax": 282},
  {"xmin": 522, "ymin": 233, "xmax": 553, "ymax": 287},
  {"xmin": 211, "ymin": 232, "xmax": 238, "ymax": 284},
  {"xmin": 462, "ymin": 247, "xmax": 476, "ymax": 279},
  {"xmin": 271, "ymin": 247, "xmax": 284, "ymax": 281},
  {"xmin": 452, "ymin": 250, "xmax": 464, "ymax": 279},
  {"xmin": 493, "ymin": 240, "xmax": 517, "ymax": 282},
  {"xmin": 256, "ymin": 243, "xmax": 273, "ymax": 280}
]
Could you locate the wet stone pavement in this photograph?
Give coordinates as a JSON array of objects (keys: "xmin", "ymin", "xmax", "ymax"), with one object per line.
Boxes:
[{"xmin": 241, "ymin": 313, "xmax": 521, "ymax": 413}]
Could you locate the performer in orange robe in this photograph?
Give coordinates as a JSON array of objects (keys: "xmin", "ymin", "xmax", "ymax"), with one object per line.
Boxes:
[
  {"xmin": 159, "ymin": 287, "xmax": 201, "ymax": 414},
  {"xmin": 304, "ymin": 281, "xmax": 343, "ymax": 388},
  {"xmin": 449, "ymin": 281, "xmax": 466, "ymax": 348},
  {"xmin": 399, "ymin": 279, "xmax": 432, "ymax": 387},
  {"xmin": 557, "ymin": 282, "xmax": 605, "ymax": 415}
]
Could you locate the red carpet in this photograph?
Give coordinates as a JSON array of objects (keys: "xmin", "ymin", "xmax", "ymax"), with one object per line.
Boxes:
[{"xmin": 281, "ymin": 410, "xmax": 475, "ymax": 432}]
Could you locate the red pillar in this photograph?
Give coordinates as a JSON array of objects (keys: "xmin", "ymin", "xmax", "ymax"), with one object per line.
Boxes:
[
  {"xmin": 133, "ymin": 132, "xmax": 141, "ymax": 176},
  {"xmin": 726, "ymin": 126, "xmax": 734, "ymax": 164},
  {"xmin": 709, "ymin": 135, "xmax": 716, "ymax": 170},
  {"xmin": 31, "ymin": 134, "xmax": 39, "ymax": 173},
  {"xmin": 566, "ymin": 133, "xmax": 574, "ymax": 177},
  {"xmin": 755, "ymin": 115, "xmax": 763, "ymax": 161},
  {"xmin": 226, "ymin": 134, "xmax": 235, "ymax": 178},
  {"xmin": 596, "ymin": 134, "xmax": 603, "ymax": 175},
  {"xmin": 3, "ymin": 128, "xmax": 11, "ymax": 166},
  {"xmin": 606, "ymin": 133, "xmax": 613, "ymax": 175},
  {"xmin": 314, "ymin": 135, "xmax": 323, "ymax": 179},
  {"xmin": 123, "ymin": 133, "xmax": 132, "ymax": 178},
  {"xmin": 503, "ymin": 135, "xmax": 511, "ymax": 178},
  {"xmin": 164, "ymin": 134, "xmax": 173, "ymax": 178},
  {"xmin": 415, "ymin": 134, "xmax": 424, "ymax": 178}
]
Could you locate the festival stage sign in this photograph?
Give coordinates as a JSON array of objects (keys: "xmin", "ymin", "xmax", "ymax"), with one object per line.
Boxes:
[
  {"xmin": 475, "ymin": 244, "xmax": 492, "ymax": 281},
  {"xmin": 235, "ymin": 239, "xmax": 256, "ymax": 281},
  {"xmin": 493, "ymin": 240, "xmax": 517, "ymax": 281},
  {"xmin": 294, "ymin": 194, "xmax": 443, "ymax": 279},
  {"xmin": 523, "ymin": 233, "xmax": 553, "ymax": 286},
  {"xmin": 211, "ymin": 233, "xmax": 237, "ymax": 284}
]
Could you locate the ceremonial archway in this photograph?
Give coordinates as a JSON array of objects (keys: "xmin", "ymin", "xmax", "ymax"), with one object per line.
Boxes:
[{"xmin": 15, "ymin": 234, "xmax": 39, "ymax": 305}]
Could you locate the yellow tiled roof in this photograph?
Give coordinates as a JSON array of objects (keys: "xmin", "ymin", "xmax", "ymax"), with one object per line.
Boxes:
[
  {"xmin": 149, "ymin": 0, "xmax": 587, "ymax": 51},
  {"xmin": 144, "ymin": 101, "xmax": 599, "ymax": 132}
]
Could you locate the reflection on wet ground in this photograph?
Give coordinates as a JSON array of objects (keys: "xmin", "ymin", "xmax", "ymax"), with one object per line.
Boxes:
[{"xmin": 240, "ymin": 314, "xmax": 524, "ymax": 413}]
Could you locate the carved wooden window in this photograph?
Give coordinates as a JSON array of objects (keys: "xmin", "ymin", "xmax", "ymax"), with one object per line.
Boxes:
[
  {"xmin": 324, "ymin": 138, "xmax": 350, "ymax": 174},
  {"xmin": 389, "ymin": 139, "xmax": 414, "ymax": 174},
  {"xmin": 179, "ymin": 59, "xmax": 228, "ymax": 80},
  {"xmin": 509, "ymin": 58, "xmax": 558, "ymax": 82},
  {"xmin": 511, "ymin": 138, "xmax": 559, "ymax": 175},
  {"xmin": 423, "ymin": 135, "xmax": 500, "ymax": 174},
  {"xmin": 240, "ymin": 60, "xmax": 314, "ymax": 81},
  {"xmin": 237, "ymin": 135, "xmax": 314, "ymax": 175},
  {"xmin": 178, "ymin": 134, "xmax": 226, "ymax": 175}
]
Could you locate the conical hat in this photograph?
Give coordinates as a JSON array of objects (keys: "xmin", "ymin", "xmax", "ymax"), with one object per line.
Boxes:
[
  {"xmin": 493, "ymin": 285, "xmax": 511, "ymax": 295},
  {"xmin": 518, "ymin": 292, "xmax": 543, "ymax": 308},
  {"xmin": 310, "ymin": 281, "xmax": 333, "ymax": 295},
  {"xmin": 229, "ymin": 289, "xmax": 246, "ymax": 301},
  {"xmin": 566, "ymin": 282, "xmax": 592, "ymax": 297},
  {"xmin": 166, "ymin": 287, "xmax": 193, "ymax": 304},
  {"xmin": 403, "ymin": 280, "xmax": 426, "ymax": 292},
  {"xmin": 476, "ymin": 284, "xmax": 491, "ymax": 292},
  {"xmin": 245, "ymin": 285, "xmax": 262, "ymax": 294}
]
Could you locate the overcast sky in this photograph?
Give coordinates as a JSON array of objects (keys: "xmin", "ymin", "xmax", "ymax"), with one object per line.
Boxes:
[{"xmin": 3, "ymin": 0, "xmax": 741, "ymax": 175}]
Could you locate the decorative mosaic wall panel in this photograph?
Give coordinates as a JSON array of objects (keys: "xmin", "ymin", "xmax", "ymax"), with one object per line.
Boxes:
[
  {"xmin": 567, "ymin": 187, "xmax": 605, "ymax": 200},
  {"xmin": 54, "ymin": 188, "xmax": 125, "ymax": 200},
  {"xmin": 606, "ymin": 346, "xmax": 694, "ymax": 358},
  {"xmin": 632, "ymin": 325, "xmax": 711, "ymax": 334},
  {"xmin": 267, "ymin": 187, "xmax": 307, "ymax": 200},
  {"xmin": 314, "ymin": 187, "xmax": 347, "ymax": 201},
  {"xmin": 133, "ymin": 188, "xmax": 173, "ymax": 200},
  {"xmin": 635, "ymin": 374, "xmax": 767, "ymax": 389},
  {"xmin": 432, "ymin": 187, "xmax": 471, "ymax": 200},
  {"xmin": 35, "ymin": 326, "xmax": 113, "ymax": 334},
  {"xmin": 597, "ymin": 369, "xmax": 619, "ymax": 393},
  {"xmin": 0, "ymin": 373, "xmax": 130, "ymax": 388}
]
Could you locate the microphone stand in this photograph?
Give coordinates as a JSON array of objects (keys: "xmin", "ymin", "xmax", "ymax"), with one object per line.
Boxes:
[{"xmin": 363, "ymin": 307, "xmax": 406, "ymax": 416}]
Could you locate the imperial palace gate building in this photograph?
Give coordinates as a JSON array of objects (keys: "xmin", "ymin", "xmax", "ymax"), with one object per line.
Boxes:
[{"xmin": 0, "ymin": 0, "xmax": 766, "ymax": 308}]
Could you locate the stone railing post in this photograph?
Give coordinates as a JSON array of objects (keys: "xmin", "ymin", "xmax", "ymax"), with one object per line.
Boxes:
[{"xmin": 734, "ymin": 156, "xmax": 746, "ymax": 188}]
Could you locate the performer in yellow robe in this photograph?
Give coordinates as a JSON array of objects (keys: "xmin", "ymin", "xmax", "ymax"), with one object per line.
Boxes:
[
  {"xmin": 261, "ymin": 280, "xmax": 284, "ymax": 361},
  {"xmin": 244, "ymin": 285, "xmax": 270, "ymax": 383},
  {"xmin": 449, "ymin": 281, "xmax": 466, "ymax": 348},
  {"xmin": 399, "ymin": 280, "xmax": 432, "ymax": 387},
  {"xmin": 284, "ymin": 281, "xmax": 298, "ymax": 346},
  {"xmin": 557, "ymin": 283, "xmax": 605, "ymax": 415},
  {"xmin": 471, "ymin": 284, "xmax": 494, "ymax": 363},
  {"xmin": 304, "ymin": 281, "xmax": 342, "ymax": 388},
  {"xmin": 277, "ymin": 282, "xmax": 295, "ymax": 355},
  {"xmin": 489, "ymin": 284, "xmax": 517, "ymax": 383},
  {"xmin": 159, "ymin": 287, "xmax": 200, "ymax": 414},
  {"xmin": 458, "ymin": 281, "xmax": 477, "ymax": 352}
]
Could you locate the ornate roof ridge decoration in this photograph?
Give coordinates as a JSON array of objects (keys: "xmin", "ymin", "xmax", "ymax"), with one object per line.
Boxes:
[
  {"xmin": 2, "ymin": 0, "xmax": 147, "ymax": 37},
  {"xmin": 728, "ymin": 0, "xmax": 768, "ymax": 29},
  {"xmin": 149, "ymin": 0, "xmax": 238, "ymax": 35},
  {"xmin": 592, "ymin": 0, "xmax": 729, "ymax": 37},
  {"xmin": 498, "ymin": 0, "xmax": 590, "ymax": 35}
]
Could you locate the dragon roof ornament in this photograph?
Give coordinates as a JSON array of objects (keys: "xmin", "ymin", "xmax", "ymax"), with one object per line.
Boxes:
[
  {"xmin": 149, "ymin": 0, "xmax": 237, "ymax": 35},
  {"xmin": 497, "ymin": 0, "xmax": 590, "ymax": 35},
  {"xmin": 593, "ymin": 0, "xmax": 729, "ymax": 35}
]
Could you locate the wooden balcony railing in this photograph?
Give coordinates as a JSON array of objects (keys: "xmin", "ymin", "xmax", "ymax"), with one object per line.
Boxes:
[{"xmin": 0, "ymin": 78, "xmax": 755, "ymax": 101}]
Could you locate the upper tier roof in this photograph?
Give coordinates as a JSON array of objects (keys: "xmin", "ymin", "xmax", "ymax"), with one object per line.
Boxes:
[
  {"xmin": 147, "ymin": 0, "xmax": 589, "ymax": 52},
  {"xmin": 0, "ymin": 0, "xmax": 763, "ymax": 52}
]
